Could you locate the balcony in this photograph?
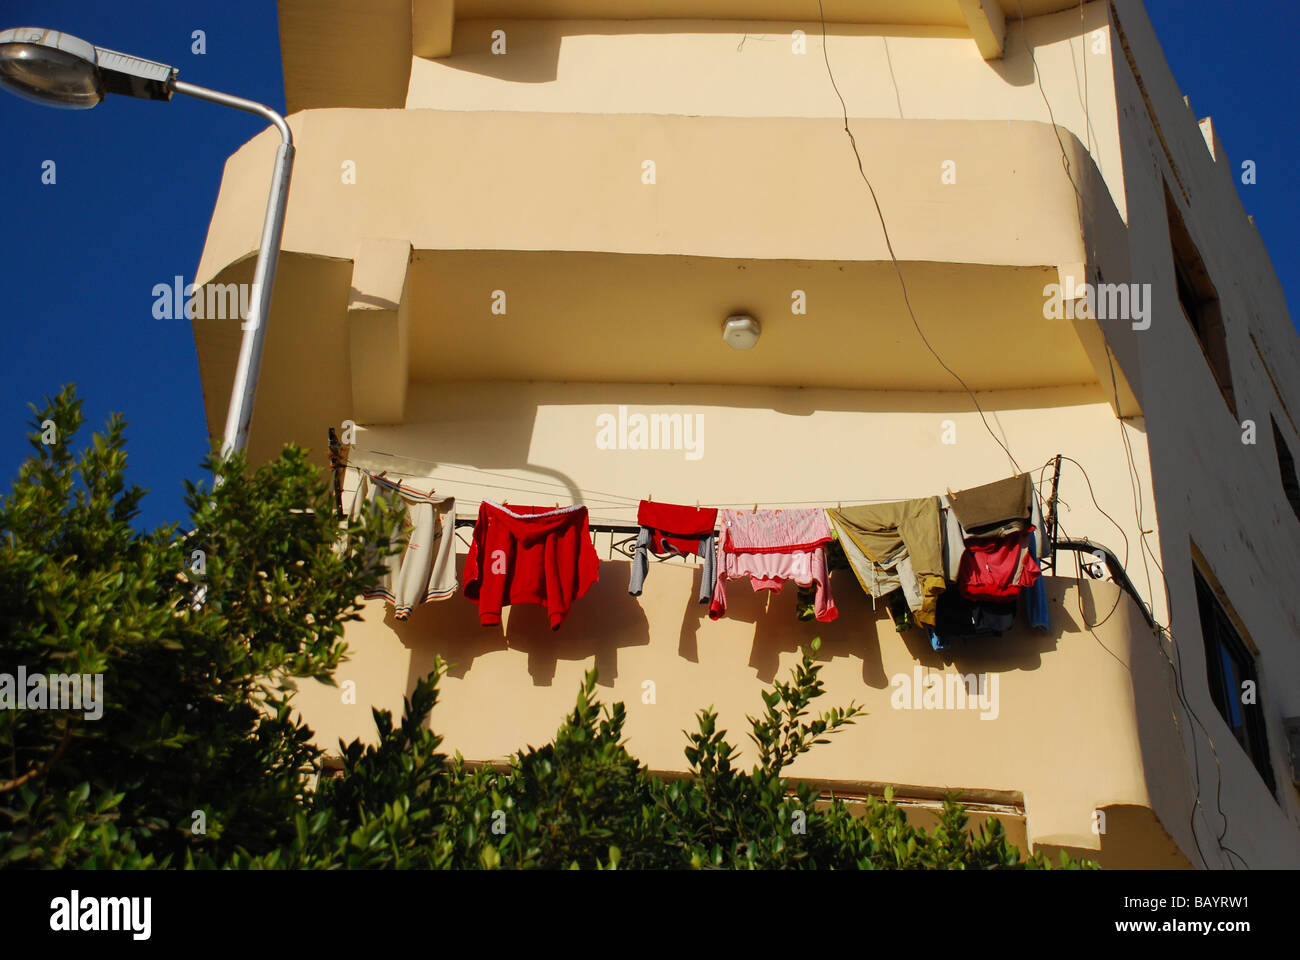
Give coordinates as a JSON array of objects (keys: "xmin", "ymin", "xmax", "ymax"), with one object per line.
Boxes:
[{"xmin": 193, "ymin": 111, "xmax": 1139, "ymax": 464}]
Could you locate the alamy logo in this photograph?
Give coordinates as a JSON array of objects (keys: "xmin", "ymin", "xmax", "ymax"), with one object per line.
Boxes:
[
  {"xmin": 890, "ymin": 666, "xmax": 999, "ymax": 720},
  {"xmin": 595, "ymin": 405, "xmax": 704, "ymax": 461},
  {"xmin": 49, "ymin": 890, "xmax": 151, "ymax": 940},
  {"xmin": 0, "ymin": 667, "xmax": 103, "ymax": 720},
  {"xmin": 1042, "ymin": 276, "xmax": 1152, "ymax": 330},
  {"xmin": 152, "ymin": 275, "xmax": 261, "ymax": 326}
]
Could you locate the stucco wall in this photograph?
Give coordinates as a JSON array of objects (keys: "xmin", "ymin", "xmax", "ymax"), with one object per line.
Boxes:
[
  {"xmin": 283, "ymin": 379, "xmax": 1217, "ymax": 866},
  {"xmin": 191, "ymin": 0, "xmax": 1300, "ymax": 867},
  {"xmin": 1096, "ymin": 0, "xmax": 1300, "ymax": 868},
  {"xmin": 404, "ymin": 8, "xmax": 1126, "ymax": 217}
]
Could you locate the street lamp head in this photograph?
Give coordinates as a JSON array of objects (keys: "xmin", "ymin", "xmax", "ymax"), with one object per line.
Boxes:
[
  {"xmin": 0, "ymin": 27, "xmax": 174, "ymax": 109},
  {"xmin": 0, "ymin": 28, "xmax": 103, "ymax": 108}
]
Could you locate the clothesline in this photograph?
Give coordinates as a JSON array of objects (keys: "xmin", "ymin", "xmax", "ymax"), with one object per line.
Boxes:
[
  {"xmin": 343, "ymin": 452, "xmax": 1058, "ymax": 515},
  {"xmin": 350, "ymin": 456, "xmax": 903, "ymax": 508},
  {"xmin": 347, "ymin": 471, "xmax": 1053, "ymax": 647},
  {"xmin": 339, "ymin": 451, "xmax": 1150, "ymax": 650}
]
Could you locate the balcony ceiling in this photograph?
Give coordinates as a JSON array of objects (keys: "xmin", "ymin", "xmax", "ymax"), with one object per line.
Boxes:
[
  {"xmin": 449, "ymin": 1, "xmax": 1081, "ymax": 25},
  {"xmin": 192, "ymin": 249, "xmax": 1090, "ymax": 460},
  {"xmin": 193, "ymin": 110, "xmax": 1136, "ymax": 454},
  {"xmin": 278, "ymin": 0, "xmax": 1085, "ymax": 112},
  {"xmin": 402, "ymin": 252, "xmax": 1081, "ymax": 390}
]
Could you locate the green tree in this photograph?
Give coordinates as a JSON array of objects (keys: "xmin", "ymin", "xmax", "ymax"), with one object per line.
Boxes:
[
  {"xmin": 0, "ymin": 386, "xmax": 398, "ymax": 867},
  {"xmin": 0, "ymin": 387, "xmax": 1092, "ymax": 870}
]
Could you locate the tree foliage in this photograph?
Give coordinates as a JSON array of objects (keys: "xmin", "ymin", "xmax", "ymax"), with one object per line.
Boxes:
[{"xmin": 0, "ymin": 388, "xmax": 1093, "ymax": 870}]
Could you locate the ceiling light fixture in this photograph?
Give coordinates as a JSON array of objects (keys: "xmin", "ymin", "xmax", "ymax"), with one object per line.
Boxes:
[{"xmin": 722, "ymin": 314, "xmax": 760, "ymax": 350}]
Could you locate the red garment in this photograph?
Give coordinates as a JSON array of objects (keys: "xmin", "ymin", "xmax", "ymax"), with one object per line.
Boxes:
[
  {"xmin": 636, "ymin": 500, "xmax": 718, "ymax": 555},
  {"xmin": 463, "ymin": 502, "xmax": 600, "ymax": 629},
  {"xmin": 958, "ymin": 529, "xmax": 1041, "ymax": 601}
]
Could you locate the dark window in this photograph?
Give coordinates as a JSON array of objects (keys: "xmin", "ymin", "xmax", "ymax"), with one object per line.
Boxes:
[
  {"xmin": 1194, "ymin": 568, "xmax": 1275, "ymax": 794},
  {"xmin": 1166, "ymin": 187, "xmax": 1235, "ymax": 416},
  {"xmin": 1272, "ymin": 418, "xmax": 1300, "ymax": 525}
]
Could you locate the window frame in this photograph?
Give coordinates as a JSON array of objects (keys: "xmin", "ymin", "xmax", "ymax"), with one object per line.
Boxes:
[
  {"xmin": 1271, "ymin": 416, "xmax": 1300, "ymax": 526},
  {"xmin": 1165, "ymin": 186, "xmax": 1236, "ymax": 417},
  {"xmin": 1193, "ymin": 564, "xmax": 1276, "ymax": 795}
]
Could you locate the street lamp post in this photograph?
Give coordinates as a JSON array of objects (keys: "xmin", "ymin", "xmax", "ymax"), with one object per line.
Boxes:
[{"xmin": 0, "ymin": 26, "xmax": 294, "ymax": 460}]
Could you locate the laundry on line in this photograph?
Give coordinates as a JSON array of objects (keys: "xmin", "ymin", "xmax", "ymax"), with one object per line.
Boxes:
[{"xmin": 339, "ymin": 465, "xmax": 1054, "ymax": 651}]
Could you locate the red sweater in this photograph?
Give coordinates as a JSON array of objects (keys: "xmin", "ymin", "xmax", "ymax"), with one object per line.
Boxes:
[
  {"xmin": 637, "ymin": 499, "xmax": 718, "ymax": 555},
  {"xmin": 463, "ymin": 502, "xmax": 600, "ymax": 629},
  {"xmin": 957, "ymin": 529, "xmax": 1042, "ymax": 601}
]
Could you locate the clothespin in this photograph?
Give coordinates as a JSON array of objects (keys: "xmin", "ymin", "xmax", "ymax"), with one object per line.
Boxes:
[
  {"xmin": 648, "ymin": 493, "xmax": 653, "ymax": 502},
  {"xmin": 752, "ymin": 503, "xmax": 758, "ymax": 514},
  {"xmin": 695, "ymin": 499, "xmax": 700, "ymax": 510},
  {"xmin": 837, "ymin": 500, "xmax": 841, "ymax": 510}
]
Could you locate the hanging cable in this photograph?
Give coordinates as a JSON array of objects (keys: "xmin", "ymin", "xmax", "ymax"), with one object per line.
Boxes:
[
  {"xmin": 816, "ymin": 0, "xmax": 1022, "ymax": 477},
  {"xmin": 1015, "ymin": 0, "xmax": 1247, "ymax": 869}
]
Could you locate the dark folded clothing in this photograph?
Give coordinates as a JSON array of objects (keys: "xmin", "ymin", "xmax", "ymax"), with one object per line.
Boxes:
[
  {"xmin": 948, "ymin": 473, "xmax": 1032, "ymax": 538},
  {"xmin": 935, "ymin": 591, "xmax": 1016, "ymax": 638}
]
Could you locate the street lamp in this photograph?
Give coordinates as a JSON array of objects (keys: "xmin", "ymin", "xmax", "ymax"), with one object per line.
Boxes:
[{"xmin": 0, "ymin": 26, "xmax": 294, "ymax": 460}]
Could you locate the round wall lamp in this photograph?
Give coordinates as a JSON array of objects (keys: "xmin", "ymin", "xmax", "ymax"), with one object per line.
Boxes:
[{"xmin": 722, "ymin": 314, "xmax": 761, "ymax": 350}]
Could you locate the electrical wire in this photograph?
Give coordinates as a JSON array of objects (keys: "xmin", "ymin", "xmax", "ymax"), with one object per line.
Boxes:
[
  {"xmin": 817, "ymin": 0, "xmax": 1225, "ymax": 861},
  {"xmin": 1017, "ymin": 0, "xmax": 1223, "ymax": 869},
  {"xmin": 1016, "ymin": 0, "xmax": 1249, "ymax": 869},
  {"xmin": 1050, "ymin": 456, "xmax": 1217, "ymax": 866},
  {"xmin": 817, "ymin": 0, "xmax": 1022, "ymax": 477},
  {"xmin": 1056, "ymin": 454, "xmax": 1132, "ymax": 631},
  {"xmin": 340, "ymin": 5, "xmax": 1250, "ymax": 865}
]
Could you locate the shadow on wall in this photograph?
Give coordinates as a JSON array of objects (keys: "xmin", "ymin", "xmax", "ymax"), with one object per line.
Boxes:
[
  {"xmin": 397, "ymin": 557, "xmax": 650, "ymax": 689},
  {"xmin": 347, "ymin": 376, "xmax": 1110, "ymax": 526},
  {"xmin": 384, "ymin": 560, "xmax": 1208, "ymax": 866},
  {"xmin": 436, "ymin": 20, "xmax": 972, "ymax": 86},
  {"xmin": 430, "ymin": 12, "xmax": 1096, "ymax": 89},
  {"xmin": 987, "ymin": 4, "xmax": 1113, "ymax": 89},
  {"xmin": 354, "ymin": 390, "xmax": 586, "ymax": 504},
  {"xmin": 196, "ymin": 254, "xmax": 357, "ymax": 472},
  {"xmin": 1039, "ymin": 803, "xmax": 1193, "ymax": 869},
  {"xmin": 394, "ymin": 555, "xmax": 1082, "ymax": 696},
  {"xmin": 681, "ymin": 565, "xmax": 1067, "ymax": 685}
]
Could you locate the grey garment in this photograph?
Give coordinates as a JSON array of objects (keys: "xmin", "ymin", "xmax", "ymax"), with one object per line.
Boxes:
[
  {"xmin": 894, "ymin": 553, "xmax": 923, "ymax": 613},
  {"xmin": 829, "ymin": 514, "xmax": 923, "ymax": 612},
  {"xmin": 628, "ymin": 526, "xmax": 715, "ymax": 603},
  {"xmin": 939, "ymin": 494, "xmax": 966, "ymax": 583},
  {"xmin": 697, "ymin": 533, "xmax": 716, "ymax": 603},
  {"xmin": 830, "ymin": 515, "xmax": 895, "ymax": 603},
  {"xmin": 628, "ymin": 526, "xmax": 653, "ymax": 596}
]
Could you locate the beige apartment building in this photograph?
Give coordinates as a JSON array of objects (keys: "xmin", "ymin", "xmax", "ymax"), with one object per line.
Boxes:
[{"xmin": 191, "ymin": 0, "xmax": 1300, "ymax": 868}]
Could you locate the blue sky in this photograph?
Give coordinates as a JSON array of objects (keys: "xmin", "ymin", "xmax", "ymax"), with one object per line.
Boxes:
[
  {"xmin": 0, "ymin": 0, "xmax": 285, "ymax": 530},
  {"xmin": 0, "ymin": 1, "xmax": 1296, "ymax": 531}
]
